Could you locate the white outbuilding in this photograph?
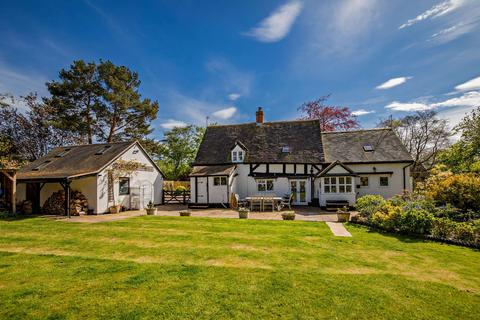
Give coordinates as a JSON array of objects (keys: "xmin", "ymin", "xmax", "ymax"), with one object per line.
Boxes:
[{"xmin": 16, "ymin": 141, "xmax": 164, "ymax": 215}]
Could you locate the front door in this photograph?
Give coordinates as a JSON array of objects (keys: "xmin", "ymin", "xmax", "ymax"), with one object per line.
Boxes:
[
  {"xmin": 196, "ymin": 177, "xmax": 208, "ymax": 203},
  {"xmin": 290, "ymin": 180, "xmax": 307, "ymax": 205}
]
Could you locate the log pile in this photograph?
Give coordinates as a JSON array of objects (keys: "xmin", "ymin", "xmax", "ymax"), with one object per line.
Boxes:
[{"xmin": 42, "ymin": 190, "xmax": 89, "ymax": 216}]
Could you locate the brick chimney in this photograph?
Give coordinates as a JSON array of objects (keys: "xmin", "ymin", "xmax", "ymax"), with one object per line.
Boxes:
[{"xmin": 255, "ymin": 107, "xmax": 264, "ymax": 124}]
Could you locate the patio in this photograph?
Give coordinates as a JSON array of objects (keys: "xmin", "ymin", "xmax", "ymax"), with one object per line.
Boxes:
[{"xmin": 52, "ymin": 204, "xmax": 354, "ymax": 223}]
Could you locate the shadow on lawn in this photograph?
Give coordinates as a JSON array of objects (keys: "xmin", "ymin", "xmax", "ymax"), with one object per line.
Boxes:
[
  {"xmin": 350, "ymin": 222, "xmax": 480, "ymax": 251},
  {"xmin": 0, "ymin": 214, "xmax": 47, "ymax": 222}
]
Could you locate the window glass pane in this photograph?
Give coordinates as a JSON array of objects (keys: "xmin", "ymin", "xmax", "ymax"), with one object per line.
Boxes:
[
  {"xmin": 346, "ymin": 177, "xmax": 352, "ymax": 184},
  {"xmin": 232, "ymin": 152, "xmax": 237, "ymax": 162},
  {"xmin": 257, "ymin": 180, "xmax": 266, "ymax": 191},
  {"xmin": 119, "ymin": 178, "xmax": 130, "ymax": 195},
  {"xmin": 220, "ymin": 177, "xmax": 227, "ymax": 185},
  {"xmin": 339, "ymin": 177, "xmax": 345, "ymax": 184},
  {"xmin": 330, "ymin": 177, "xmax": 336, "ymax": 184},
  {"xmin": 360, "ymin": 177, "xmax": 369, "ymax": 187},
  {"xmin": 331, "ymin": 186, "xmax": 337, "ymax": 193},
  {"xmin": 339, "ymin": 185, "xmax": 345, "ymax": 193},
  {"xmin": 238, "ymin": 151, "xmax": 243, "ymax": 161},
  {"xmin": 380, "ymin": 177, "xmax": 389, "ymax": 186},
  {"xmin": 214, "ymin": 177, "xmax": 219, "ymax": 185},
  {"xmin": 324, "ymin": 177, "xmax": 329, "ymax": 185},
  {"xmin": 267, "ymin": 180, "xmax": 274, "ymax": 191},
  {"xmin": 346, "ymin": 185, "xmax": 352, "ymax": 192},
  {"xmin": 324, "ymin": 185, "xmax": 330, "ymax": 193}
]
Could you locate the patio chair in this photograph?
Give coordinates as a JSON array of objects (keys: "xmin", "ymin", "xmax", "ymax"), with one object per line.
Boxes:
[
  {"xmin": 262, "ymin": 196, "xmax": 275, "ymax": 212},
  {"xmin": 250, "ymin": 196, "xmax": 263, "ymax": 211},
  {"xmin": 234, "ymin": 194, "xmax": 247, "ymax": 208},
  {"xmin": 279, "ymin": 194, "xmax": 293, "ymax": 210}
]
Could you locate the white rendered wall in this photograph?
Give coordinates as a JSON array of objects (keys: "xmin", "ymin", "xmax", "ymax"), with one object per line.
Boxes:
[{"xmin": 96, "ymin": 143, "xmax": 163, "ymax": 213}]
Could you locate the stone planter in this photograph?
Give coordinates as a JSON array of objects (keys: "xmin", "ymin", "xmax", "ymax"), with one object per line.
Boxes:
[
  {"xmin": 337, "ymin": 211, "xmax": 351, "ymax": 222},
  {"xmin": 179, "ymin": 210, "xmax": 191, "ymax": 217},
  {"xmin": 238, "ymin": 209, "xmax": 250, "ymax": 219},
  {"xmin": 109, "ymin": 205, "xmax": 121, "ymax": 214},
  {"xmin": 146, "ymin": 208, "xmax": 157, "ymax": 216},
  {"xmin": 281, "ymin": 211, "xmax": 295, "ymax": 220}
]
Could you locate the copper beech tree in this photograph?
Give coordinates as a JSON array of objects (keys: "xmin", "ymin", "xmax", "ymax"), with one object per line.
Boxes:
[{"xmin": 298, "ymin": 95, "xmax": 359, "ymax": 131}]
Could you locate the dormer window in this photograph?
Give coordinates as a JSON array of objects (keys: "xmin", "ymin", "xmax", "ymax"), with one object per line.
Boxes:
[{"xmin": 231, "ymin": 141, "xmax": 246, "ymax": 163}]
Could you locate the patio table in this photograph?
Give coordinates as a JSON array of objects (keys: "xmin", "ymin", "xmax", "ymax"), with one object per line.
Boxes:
[{"xmin": 245, "ymin": 196, "xmax": 283, "ymax": 211}]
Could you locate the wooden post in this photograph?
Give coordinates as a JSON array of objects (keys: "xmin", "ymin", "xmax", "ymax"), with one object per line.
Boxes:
[
  {"xmin": 2, "ymin": 171, "xmax": 16, "ymax": 214},
  {"xmin": 12, "ymin": 172, "xmax": 16, "ymax": 214},
  {"xmin": 61, "ymin": 179, "xmax": 71, "ymax": 218}
]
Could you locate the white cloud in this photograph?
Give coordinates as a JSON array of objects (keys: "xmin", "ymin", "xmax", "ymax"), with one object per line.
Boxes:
[
  {"xmin": 376, "ymin": 76, "xmax": 412, "ymax": 90},
  {"xmin": 212, "ymin": 107, "xmax": 237, "ymax": 119},
  {"xmin": 385, "ymin": 91, "xmax": 480, "ymax": 112},
  {"xmin": 429, "ymin": 20, "xmax": 479, "ymax": 44},
  {"xmin": 244, "ymin": 1, "xmax": 303, "ymax": 42},
  {"xmin": 385, "ymin": 101, "xmax": 431, "ymax": 112},
  {"xmin": 431, "ymin": 91, "xmax": 480, "ymax": 107},
  {"xmin": 455, "ymin": 76, "xmax": 480, "ymax": 91},
  {"xmin": 160, "ymin": 119, "xmax": 187, "ymax": 130},
  {"xmin": 228, "ymin": 93, "xmax": 241, "ymax": 101},
  {"xmin": 399, "ymin": 0, "xmax": 465, "ymax": 29},
  {"xmin": 352, "ymin": 109, "xmax": 375, "ymax": 116}
]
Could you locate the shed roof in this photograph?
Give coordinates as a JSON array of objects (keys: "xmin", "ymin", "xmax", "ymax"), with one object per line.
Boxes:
[
  {"xmin": 190, "ymin": 165, "xmax": 236, "ymax": 177},
  {"xmin": 194, "ymin": 120, "xmax": 325, "ymax": 165},
  {"xmin": 17, "ymin": 141, "xmax": 158, "ymax": 181}
]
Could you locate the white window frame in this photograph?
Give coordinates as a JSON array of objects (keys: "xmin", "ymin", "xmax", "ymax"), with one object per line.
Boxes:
[
  {"xmin": 232, "ymin": 151, "xmax": 237, "ymax": 162},
  {"xmin": 323, "ymin": 176, "xmax": 353, "ymax": 194},
  {"xmin": 257, "ymin": 179, "xmax": 274, "ymax": 192},
  {"xmin": 238, "ymin": 151, "xmax": 243, "ymax": 161}
]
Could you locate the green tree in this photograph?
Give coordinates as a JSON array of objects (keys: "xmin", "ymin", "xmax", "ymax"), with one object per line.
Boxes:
[
  {"xmin": 46, "ymin": 60, "xmax": 159, "ymax": 143},
  {"xmin": 0, "ymin": 93, "xmax": 77, "ymax": 163},
  {"xmin": 46, "ymin": 60, "xmax": 100, "ymax": 144},
  {"xmin": 156, "ymin": 125, "xmax": 205, "ymax": 180},
  {"xmin": 439, "ymin": 107, "xmax": 480, "ymax": 173},
  {"xmin": 96, "ymin": 60, "xmax": 159, "ymax": 142}
]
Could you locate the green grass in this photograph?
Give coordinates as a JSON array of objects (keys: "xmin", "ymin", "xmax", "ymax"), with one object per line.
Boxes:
[{"xmin": 0, "ymin": 216, "xmax": 479, "ymax": 319}]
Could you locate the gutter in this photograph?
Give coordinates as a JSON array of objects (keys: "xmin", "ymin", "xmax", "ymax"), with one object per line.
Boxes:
[{"xmin": 402, "ymin": 163, "xmax": 413, "ymax": 191}]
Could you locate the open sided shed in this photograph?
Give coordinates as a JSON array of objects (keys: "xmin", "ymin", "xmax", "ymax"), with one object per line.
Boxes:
[{"xmin": 16, "ymin": 141, "xmax": 164, "ymax": 216}]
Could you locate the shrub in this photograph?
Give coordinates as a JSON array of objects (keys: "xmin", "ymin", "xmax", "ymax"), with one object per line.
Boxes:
[
  {"xmin": 423, "ymin": 170, "xmax": 480, "ymax": 211},
  {"xmin": 174, "ymin": 186, "xmax": 188, "ymax": 194},
  {"xmin": 451, "ymin": 223, "xmax": 476, "ymax": 243},
  {"xmin": 398, "ymin": 208, "xmax": 435, "ymax": 235},
  {"xmin": 355, "ymin": 195, "xmax": 386, "ymax": 218},
  {"xmin": 431, "ymin": 218, "xmax": 456, "ymax": 239}
]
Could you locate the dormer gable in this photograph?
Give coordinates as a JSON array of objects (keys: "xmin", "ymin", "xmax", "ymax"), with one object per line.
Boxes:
[{"xmin": 230, "ymin": 141, "xmax": 247, "ymax": 163}]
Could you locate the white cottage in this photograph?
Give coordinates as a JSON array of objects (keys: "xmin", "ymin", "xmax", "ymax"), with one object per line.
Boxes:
[
  {"xmin": 190, "ymin": 108, "xmax": 413, "ymax": 208},
  {"xmin": 16, "ymin": 141, "xmax": 164, "ymax": 215}
]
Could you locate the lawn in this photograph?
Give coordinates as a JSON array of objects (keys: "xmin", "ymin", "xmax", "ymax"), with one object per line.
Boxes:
[{"xmin": 0, "ymin": 216, "xmax": 479, "ymax": 319}]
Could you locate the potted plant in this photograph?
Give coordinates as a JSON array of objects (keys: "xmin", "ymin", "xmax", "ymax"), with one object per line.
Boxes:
[
  {"xmin": 281, "ymin": 211, "xmax": 295, "ymax": 220},
  {"xmin": 109, "ymin": 203, "xmax": 121, "ymax": 214},
  {"xmin": 179, "ymin": 209, "xmax": 191, "ymax": 217},
  {"xmin": 146, "ymin": 201, "xmax": 157, "ymax": 215},
  {"xmin": 336, "ymin": 206, "xmax": 351, "ymax": 222},
  {"xmin": 238, "ymin": 207, "xmax": 250, "ymax": 219}
]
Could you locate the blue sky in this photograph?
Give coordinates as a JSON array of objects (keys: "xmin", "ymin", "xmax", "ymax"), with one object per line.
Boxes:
[{"xmin": 1, "ymin": 0, "xmax": 479, "ymax": 138}]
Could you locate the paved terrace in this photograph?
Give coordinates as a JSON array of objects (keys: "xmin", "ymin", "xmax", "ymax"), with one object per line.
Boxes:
[{"xmin": 51, "ymin": 205, "xmax": 357, "ymax": 223}]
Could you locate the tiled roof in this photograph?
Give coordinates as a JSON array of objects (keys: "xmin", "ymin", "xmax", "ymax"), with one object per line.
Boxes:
[
  {"xmin": 17, "ymin": 141, "xmax": 136, "ymax": 180},
  {"xmin": 321, "ymin": 129, "xmax": 413, "ymax": 163},
  {"xmin": 194, "ymin": 120, "xmax": 325, "ymax": 164}
]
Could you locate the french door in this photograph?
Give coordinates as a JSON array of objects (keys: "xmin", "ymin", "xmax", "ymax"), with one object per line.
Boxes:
[{"xmin": 290, "ymin": 179, "xmax": 307, "ymax": 205}]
